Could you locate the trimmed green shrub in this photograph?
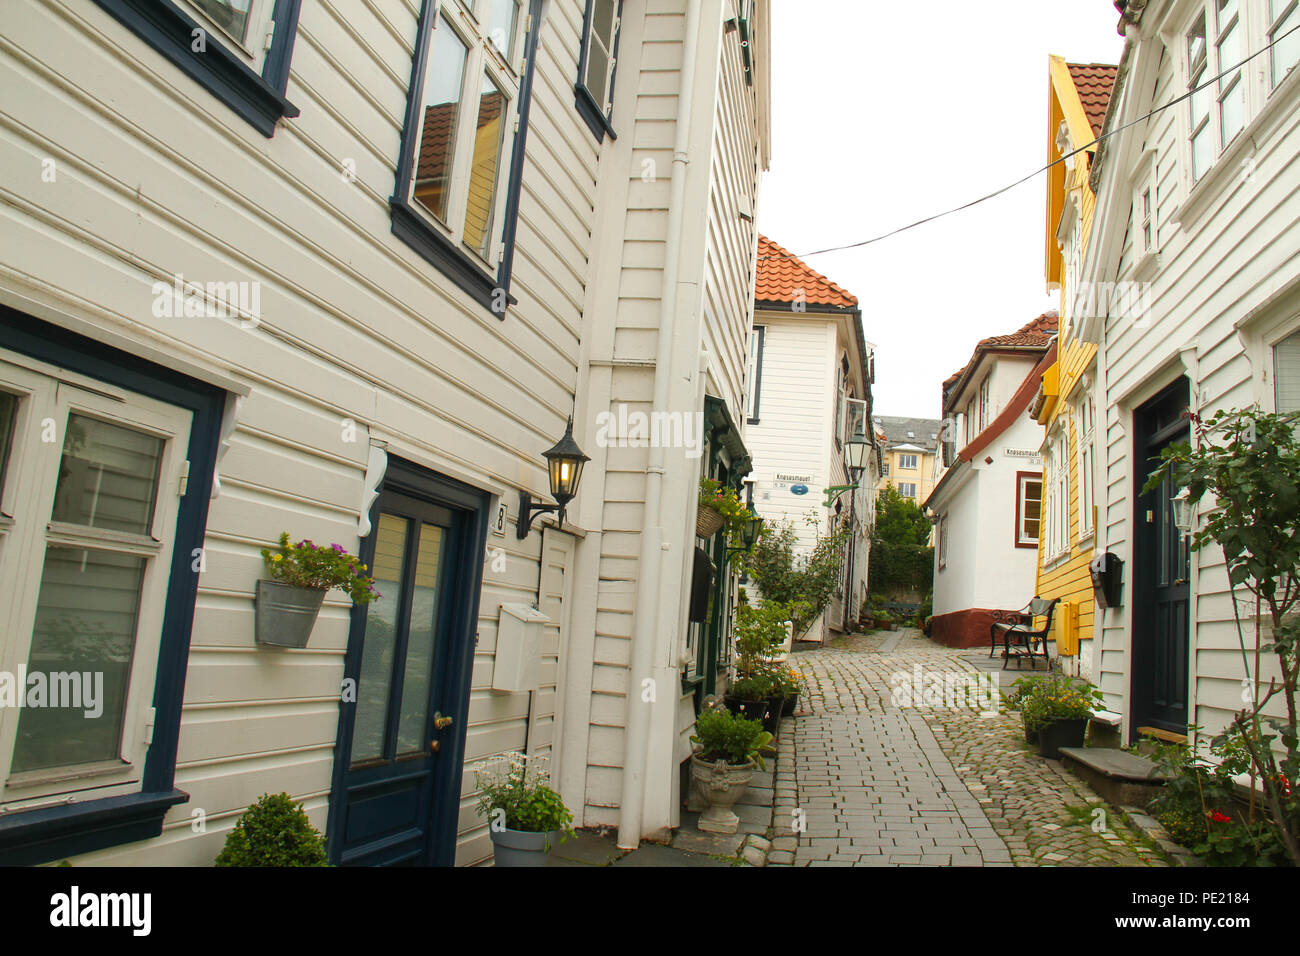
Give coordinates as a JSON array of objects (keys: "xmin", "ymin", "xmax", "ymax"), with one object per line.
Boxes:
[{"xmin": 215, "ymin": 792, "xmax": 329, "ymax": 867}]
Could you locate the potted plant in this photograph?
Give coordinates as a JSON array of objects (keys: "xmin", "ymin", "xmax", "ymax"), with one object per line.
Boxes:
[
  {"xmin": 773, "ymin": 665, "xmax": 808, "ymax": 716},
  {"xmin": 474, "ymin": 752, "xmax": 574, "ymax": 867},
  {"xmin": 257, "ymin": 532, "xmax": 378, "ymax": 647},
  {"xmin": 690, "ymin": 704, "xmax": 775, "ymax": 833},
  {"xmin": 697, "ymin": 477, "xmax": 757, "ymax": 540},
  {"xmin": 215, "ymin": 792, "xmax": 329, "ymax": 866},
  {"xmin": 876, "ymin": 610, "xmax": 895, "ymax": 631},
  {"xmin": 725, "ymin": 669, "xmax": 781, "ymax": 734},
  {"xmin": 1017, "ymin": 673, "xmax": 1103, "ymax": 758}
]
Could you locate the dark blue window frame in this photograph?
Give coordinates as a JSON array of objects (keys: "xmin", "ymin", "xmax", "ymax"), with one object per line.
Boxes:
[
  {"xmin": 574, "ymin": 0, "xmax": 623, "ymax": 143},
  {"xmin": 390, "ymin": 0, "xmax": 545, "ymax": 319},
  {"xmin": 91, "ymin": 0, "xmax": 302, "ymax": 138},
  {"xmin": 0, "ymin": 307, "xmax": 225, "ymax": 866}
]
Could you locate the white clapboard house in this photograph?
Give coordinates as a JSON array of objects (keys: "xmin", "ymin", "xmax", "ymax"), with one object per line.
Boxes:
[
  {"xmin": 0, "ymin": 0, "xmax": 769, "ymax": 866},
  {"xmin": 925, "ymin": 313, "xmax": 1057, "ymax": 649},
  {"xmin": 743, "ymin": 235, "xmax": 877, "ymax": 643},
  {"xmin": 1076, "ymin": 0, "xmax": 1300, "ymax": 743}
]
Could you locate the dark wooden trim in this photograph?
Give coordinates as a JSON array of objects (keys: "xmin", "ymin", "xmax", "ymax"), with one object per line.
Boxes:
[
  {"xmin": 0, "ymin": 306, "xmax": 226, "ymax": 865},
  {"xmin": 91, "ymin": 0, "xmax": 301, "ymax": 138},
  {"xmin": 1014, "ymin": 470, "xmax": 1042, "ymax": 550}
]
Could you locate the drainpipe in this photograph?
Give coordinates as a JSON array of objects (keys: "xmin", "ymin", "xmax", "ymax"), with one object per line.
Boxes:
[{"xmin": 618, "ymin": 0, "xmax": 702, "ymax": 850}]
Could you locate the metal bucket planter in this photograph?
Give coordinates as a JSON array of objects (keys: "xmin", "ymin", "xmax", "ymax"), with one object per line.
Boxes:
[
  {"xmin": 690, "ymin": 755, "xmax": 755, "ymax": 833},
  {"xmin": 696, "ymin": 504, "xmax": 725, "ymax": 539},
  {"xmin": 1037, "ymin": 718, "xmax": 1087, "ymax": 759},
  {"xmin": 255, "ymin": 580, "xmax": 326, "ymax": 648},
  {"xmin": 489, "ymin": 827, "xmax": 564, "ymax": 867}
]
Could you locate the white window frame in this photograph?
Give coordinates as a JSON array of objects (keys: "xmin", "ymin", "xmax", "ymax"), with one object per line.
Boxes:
[
  {"xmin": 937, "ymin": 513, "xmax": 948, "ymax": 569},
  {"xmin": 1265, "ymin": 316, "xmax": 1300, "ymax": 413},
  {"xmin": 978, "ymin": 376, "xmax": 991, "ymax": 433},
  {"xmin": 1183, "ymin": 0, "xmax": 1253, "ymax": 183},
  {"xmin": 1043, "ymin": 426, "xmax": 1070, "ymax": 560},
  {"xmin": 898, "ymin": 454, "xmax": 918, "ymax": 470},
  {"xmin": 898, "ymin": 482, "xmax": 918, "ymax": 499},
  {"xmin": 0, "ymin": 352, "xmax": 191, "ymax": 809},
  {"xmin": 579, "ymin": 0, "xmax": 621, "ymax": 119},
  {"xmin": 178, "ymin": 0, "xmax": 278, "ymax": 74},
  {"xmin": 406, "ymin": 0, "xmax": 527, "ymax": 270},
  {"xmin": 1076, "ymin": 393, "xmax": 1096, "ymax": 541}
]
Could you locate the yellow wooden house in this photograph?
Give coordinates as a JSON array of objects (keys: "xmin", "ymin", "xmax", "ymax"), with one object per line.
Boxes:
[{"xmin": 1029, "ymin": 57, "xmax": 1117, "ymax": 681}]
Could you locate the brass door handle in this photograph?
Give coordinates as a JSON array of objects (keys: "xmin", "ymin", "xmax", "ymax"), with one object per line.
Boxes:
[
  {"xmin": 434, "ymin": 713, "xmax": 453, "ymax": 730},
  {"xmin": 430, "ymin": 740, "xmax": 440, "ymax": 753}
]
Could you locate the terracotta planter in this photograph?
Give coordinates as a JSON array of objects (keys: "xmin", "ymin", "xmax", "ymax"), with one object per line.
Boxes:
[
  {"xmin": 696, "ymin": 503, "xmax": 725, "ymax": 539},
  {"xmin": 255, "ymin": 580, "xmax": 326, "ymax": 648},
  {"xmin": 690, "ymin": 755, "xmax": 755, "ymax": 833},
  {"xmin": 489, "ymin": 827, "xmax": 565, "ymax": 866}
]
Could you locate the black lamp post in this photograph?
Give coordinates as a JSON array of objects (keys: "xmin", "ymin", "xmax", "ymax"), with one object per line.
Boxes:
[
  {"xmin": 841, "ymin": 433, "xmax": 871, "ymax": 631},
  {"xmin": 517, "ymin": 417, "xmax": 589, "ymax": 538},
  {"xmin": 726, "ymin": 513, "xmax": 764, "ymax": 558}
]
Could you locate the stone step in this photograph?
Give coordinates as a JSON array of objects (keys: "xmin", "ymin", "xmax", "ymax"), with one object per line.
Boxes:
[{"xmin": 1059, "ymin": 747, "xmax": 1169, "ymax": 808}]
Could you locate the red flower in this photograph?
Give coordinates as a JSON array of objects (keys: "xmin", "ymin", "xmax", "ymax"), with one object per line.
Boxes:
[{"xmin": 1209, "ymin": 811, "xmax": 1232, "ymax": 824}]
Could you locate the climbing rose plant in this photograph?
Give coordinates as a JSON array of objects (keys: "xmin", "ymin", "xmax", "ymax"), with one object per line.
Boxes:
[{"xmin": 1145, "ymin": 406, "xmax": 1300, "ymax": 865}]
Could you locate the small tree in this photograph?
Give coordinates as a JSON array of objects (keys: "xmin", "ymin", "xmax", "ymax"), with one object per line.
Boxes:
[
  {"xmin": 740, "ymin": 516, "xmax": 851, "ymax": 639},
  {"xmin": 874, "ymin": 484, "xmax": 931, "ymax": 546},
  {"xmin": 215, "ymin": 792, "xmax": 329, "ymax": 867},
  {"xmin": 870, "ymin": 484, "xmax": 933, "ymax": 599},
  {"xmin": 1146, "ymin": 406, "xmax": 1300, "ymax": 864}
]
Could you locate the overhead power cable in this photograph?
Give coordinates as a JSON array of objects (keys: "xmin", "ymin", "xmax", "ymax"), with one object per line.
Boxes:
[{"xmin": 761, "ymin": 23, "xmax": 1300, "ymax": 261}]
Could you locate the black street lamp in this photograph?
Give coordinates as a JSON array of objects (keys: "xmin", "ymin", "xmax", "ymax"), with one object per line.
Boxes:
[{"xmin": 517, "ymin": 417, "xmax": 589, "ymax": 538}]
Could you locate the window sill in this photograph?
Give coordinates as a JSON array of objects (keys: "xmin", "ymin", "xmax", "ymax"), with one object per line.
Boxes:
[
  {"xmin": 389, "ymin": 199, "xmax": 516, "ymax": 319},
  {"xmin": 1130, "ymin": 249, "xmax": 1161, "ymax": 283},
  {"xmin": 1042, "ymin": 550, "xmax": 1071, "ymax": 572},
  {"xmin": 1177, "ymin": 64, "xmax": 1300, "ymax": 233},
  {"xmin": 574, "ymin": 84, "xmax": 616, "ymax": 144},
  {"xmin": 92, "ymin": 0, "xmax": 300, "ymax": 139},
  {"xmin": 0, "ymin": 788, "xmax": 188, "ymax": 865}
]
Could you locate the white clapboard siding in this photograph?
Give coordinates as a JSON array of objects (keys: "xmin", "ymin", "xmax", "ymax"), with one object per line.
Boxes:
[
  {"xmin": 1096, "ymin": 28, "xmax": 1300, "ymax": 740},
  {"xmin": 0, "ymin": 0, "xmax": 600, "ymax": 864}
]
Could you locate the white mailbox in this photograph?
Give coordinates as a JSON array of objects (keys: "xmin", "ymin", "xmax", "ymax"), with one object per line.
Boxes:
[{"xmin": 494, "ymin": 603, "xmax": 549, "ymax": 692}]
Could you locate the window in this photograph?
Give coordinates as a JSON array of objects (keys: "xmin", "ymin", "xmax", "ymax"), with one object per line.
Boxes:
[
  {"xmin": 1271, "ymin": 0, "xmax": 1300, "ymax": 88},
  {"xmin": 746, "ymin": 326, "xmax": 764, "ymax": 423},
  {"xmin": 392, "ymin": 0, "xmax": 538, "ymax": 317},
  {"xmin": 92, "ymin": 0, "xmax": 301, "ymax": 137},
  {"xmin": 1017, "ymin": 473, "xmax": 1043, "ymax": 547},
  {"xmin": 0, "ymin": 313, "xmax": 222, "ymax": 865},
  {"xmin": 899, "ymin": 454, "xmax": 918, "ymax": 470},
  {"xmin": 833, "ymin": 361, "xmax": 846, "ymax": 448},
  {"xmin": 575, "ymin": 0, "xmax": 623, "ymax": 141},
  {"xmin": 978, "ymin": 376, "xmax": 990, "ymax": 433},
  {"xmin": 937, "ymin": 514, "xmax": 948, "ymax": 569},
  {"xmin": 1077, "ymin": 395, "xmax": 1096, "ymax": 539},
  {"xmin": 843, "ymin": 398, "xmax": 866, "ymax": 444},
  {"xmin": 1276, "ymin": 329, "xmax": 1300, "ymax": 412},
  {"xmin": 1141, "ymin": 183, "xmax": 1155, "ymax": 252},
  {"xmin": 881, "ymin": 462, "xmax": 890, "ymax": 477},
  {"xmin": 1043, "ymin": 429, "xmax": 1070, "ymax": 558},
  {"xmin": 1187, "ymin": 1, "xmax": 1247, "ymax": 181},
  {"xmin": 898, "ymin": 483, "xmax": 918, "ymax": 499}
]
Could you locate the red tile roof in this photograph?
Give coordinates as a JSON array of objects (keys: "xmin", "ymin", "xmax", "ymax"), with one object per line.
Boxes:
[
  {"xmin": 957, "ymin": 341, "xmax": 1058, "ymax": 464},
  {"xmin": 1066, "ymin": 62, "xmax": 1119, "ymax": 140},
  {"xmin": 755, "ymin": 235, "xmax": 858, "ymax": 309},
  {"xmin": 942, "ymin": 311, "xmax": 1058, "ymax": 403}
]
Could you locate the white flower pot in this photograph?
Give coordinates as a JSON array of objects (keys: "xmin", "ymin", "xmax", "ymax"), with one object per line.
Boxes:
[{"xmin": 690, "ymin": 754, "xmax": 755, "ymax": 833}]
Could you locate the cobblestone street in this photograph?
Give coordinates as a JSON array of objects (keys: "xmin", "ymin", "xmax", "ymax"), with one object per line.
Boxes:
[{"xmin": 768, "ymin": 629, "xmax": 1166, "ymax": 867}]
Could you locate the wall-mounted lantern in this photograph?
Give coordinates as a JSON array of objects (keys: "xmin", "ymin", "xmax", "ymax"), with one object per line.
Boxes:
[
  {"xmin": 1171, "ymin": 486, "xmax": 1196, "ymax": 536},
  {"xmin": 517, "ymin": 417, "xmax": 589, "ymax": 538},
  {"xmin": 727, "ymin": 513, "xmax": 764, "ymax": 558},
  {"xmin": 823, "ymin": 434, "xmax": 873, "ymax": 508}
]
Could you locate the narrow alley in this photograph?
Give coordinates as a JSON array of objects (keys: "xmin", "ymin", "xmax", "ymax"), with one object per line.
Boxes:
[{"xmin": 771, "ymin": 630, "xmax": 1166, "ymax": 867}]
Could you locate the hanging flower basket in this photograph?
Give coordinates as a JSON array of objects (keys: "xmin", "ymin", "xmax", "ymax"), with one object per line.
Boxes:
[
  {"xmin": 696, "ymin": 503, "xmax": 726, "ymax": 539},
  {"xmin": 255, "ymin": 533, "xmax": 378, "ymax": 648}
]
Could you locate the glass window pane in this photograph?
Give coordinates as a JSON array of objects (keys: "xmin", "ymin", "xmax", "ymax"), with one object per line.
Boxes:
[
  {"xmin": 1275, "ymin": 331, "xmax": 1300, "ymax": 413},
  {"xmin": 1220, "ymin": 75, "xmax": 1245, "ymax": 145},
  {"xmin": 483, "ymin": 0, "xmax": 519, "ymax": 60},
  {"xmin": 51, "ymin": 414, "xmax": 164, "ymax": 535},
  {"xmin": 1273, "ymin": 2, "xmax": 1300, "ymax": 87},
  {"xmin": 412, "ymin": 16, "xmax": 469, "ymax": 224},
  {"xmin": 0, "ymin": 390, "xmax": 16, "ymax": 500},
  {"xmin": 1188, "ymin": 13, "xmax": 1207, "ymax": 69},
  {"xmin": 585, "ymin": 30, "xmax": 610, "ymax": 110},
  {"xmin": 462, "ymin": 72, "xmax": 509, "ymax": 260},
  {"xmin": 396, "ymin": 523, "xmax": 445, "ymax": 754},
  {"xmin": 11, "ymin": 548, "xmax": 145, "ymax": 773},
  {"xmin": 593, "ymin": 0, "xmax": 616, "ymax": 47},
  {"xmin": 190, "ymin": 0, "xmax": 252, "ymax": 44},
  {"xmin": 350, "ymin": 514, "xmax": 408, "ymax": 766},
  {"xmin": 1192, "ymin": 125, "xmax": 1214, "ymax": 180}
]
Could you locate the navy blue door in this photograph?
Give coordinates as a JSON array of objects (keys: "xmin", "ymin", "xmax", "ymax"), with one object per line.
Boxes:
[
  {"xmin": 328, "ymin": 463, "xmax": 488, "ymax": 866},
  {"xmin": 1132, "ymin": 380, "xmax": 1191, "ymax": 736}
]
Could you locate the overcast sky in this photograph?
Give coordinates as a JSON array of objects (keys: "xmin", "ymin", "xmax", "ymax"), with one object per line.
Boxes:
[{"xmin": 758, "ymin": 1, "xmax": 1127, "ymax": 421}]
